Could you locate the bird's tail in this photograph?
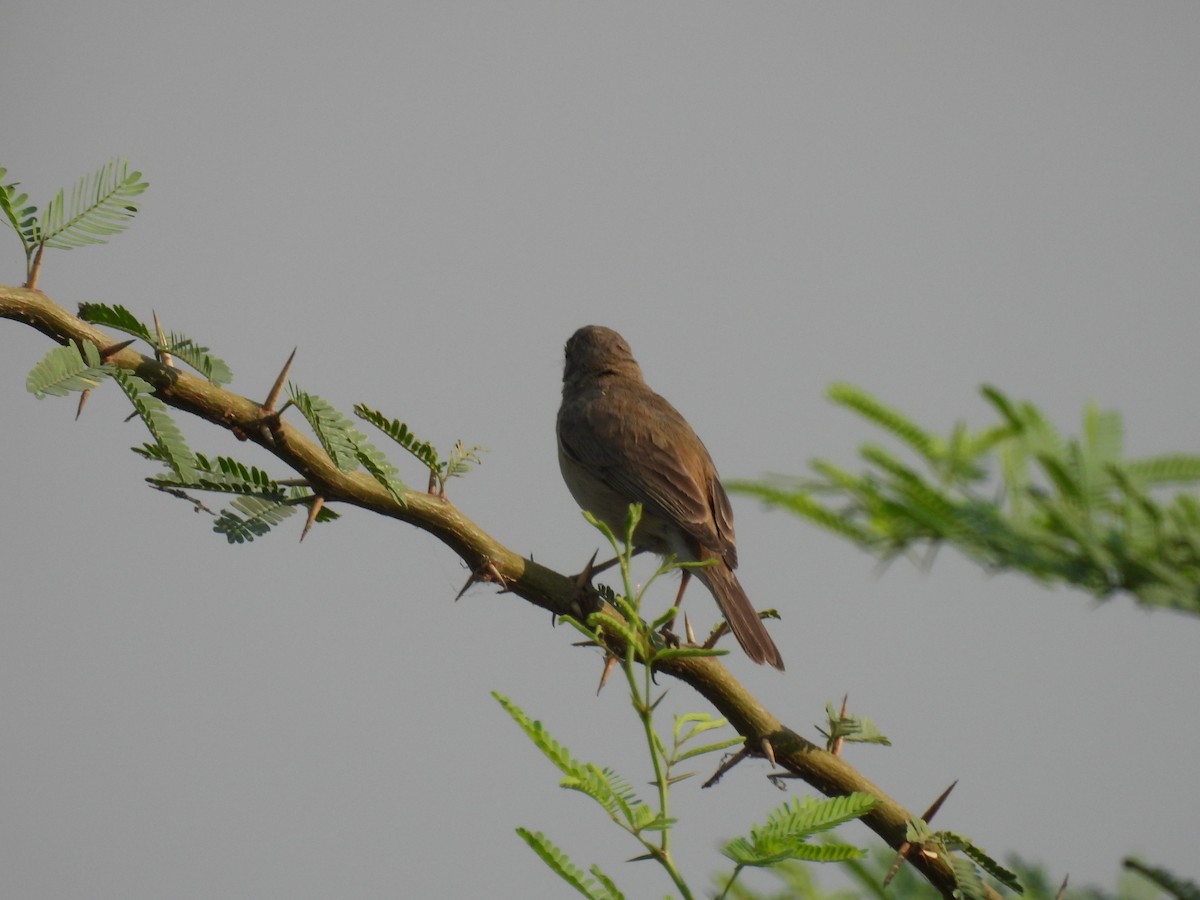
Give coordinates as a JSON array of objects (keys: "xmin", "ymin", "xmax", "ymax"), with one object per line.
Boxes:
[{"xmin": 698, "ymin": 563, "xmax": 785, "ymax": 670}]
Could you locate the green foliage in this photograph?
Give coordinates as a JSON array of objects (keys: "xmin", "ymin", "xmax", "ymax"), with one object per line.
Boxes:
[
  {"xmin": 905, "ymin": 819, "xmax": 1021, "ymax": 897},
  {"xmin": 25, "ymin": 339, "xmax": 114, "ymax": 398},
  {"xmin": 724, "ymin": 848, "xmax": 1154, "ymax": 900},
  {"xmin": 720, "ymin": 794, "xmax": 876, "ymax": 867},
  {"xmin": 1, "ymin": 159, "xmax": 147, "ymax": 282},
  {"xmin": 26, "ymin": 340, "xmax": 315, "ymax": 543},
  {"xmin": 148, "ymin": 452, "xmax": 283, "ymax": 496},
  {"xmin": 731, "ymin": 384, "xmax": 1200, "ymax": 615},
  {"xmin": 494, "ymin": 692, "xmax": 658, "ymax": 833},
  {"xmin": 0, "ymin": 166, "xmax": 40, "ymax": 255},
  {"xmin": 75, "ymin": 303, "xmax": 233, "ymax": 385},
  {"xmin": 111, "ymin": 368, "xmax": 197, "ymax": 483},
  {"xmin": 289, "ymin": 387, "xmax": 409, "ymax": 503},
  {"xmin": 1122, "ymin": 857, "xmax": 1200, "ymax": 900},
  {"xmin": 515, "ymin": 829, "xmax": 624, "ymax": 900},
  {"xmin": 163, "ymin": 332, "xmax": 232, "ymax": 385},
  {"xmin": 497, "ymin": 508, "xmax": 875, "ymax": 900},
  {"xmin": 354, "ymin": 403, "xmax": 485, "ymax": 496},
  {"xmin": 671, "ymin": 712, "xmax": 744, "ymax": 765},
  {"xmin": 76, "ymin": 302, "xmax": 154, "ymax": 342},
  {"xmin": 355, "ymin": 404, "xmax": 439, "ymax": 471},
  {"xmin": 212, "ymin": 493, "xmax": 299, "ymax": 543},
  {"xmin": 20, "ymin": 321, "xmax": 299, "ymax": 540},
  {"xmin": 137, "ymin": 451, "xmax": 339, "ymax": 542},
  {"xmin": 817, "ymin": 702, "xmax": 891, "ymax": 751}
]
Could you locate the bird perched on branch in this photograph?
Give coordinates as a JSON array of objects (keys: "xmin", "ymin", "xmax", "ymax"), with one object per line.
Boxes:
[{"xmin": 556, "ymin": 325, "xmax": 784, "ymax": 670}]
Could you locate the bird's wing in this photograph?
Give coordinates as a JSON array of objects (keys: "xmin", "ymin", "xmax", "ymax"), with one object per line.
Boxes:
[{"xmin": 560, "ymin": 383, "xmax": 734, "ymax": 557}]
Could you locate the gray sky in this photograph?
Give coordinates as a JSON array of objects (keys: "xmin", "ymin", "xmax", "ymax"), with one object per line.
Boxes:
[{"xmin": 3, "ymin": 3, "xmax": 1199, "ymax": 897}]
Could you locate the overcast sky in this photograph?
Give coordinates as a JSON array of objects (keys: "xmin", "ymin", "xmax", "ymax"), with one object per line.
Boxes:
[{"xmin": 3, "ymin": 3, "xmax": 1199, "ymax": 898}]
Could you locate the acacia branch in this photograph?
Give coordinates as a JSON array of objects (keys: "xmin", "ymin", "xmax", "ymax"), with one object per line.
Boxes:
[{"xmin": 0, "ymin": 284, "xmax": 993, "ymax": 899}]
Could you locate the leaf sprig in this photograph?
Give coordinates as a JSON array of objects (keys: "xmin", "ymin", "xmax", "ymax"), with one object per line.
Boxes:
[
  {"xmin": 1, "ymin": 159, "xmax": 147, "ymax": 287},
  {"xmin": 731, "ymin": 384, "xmax": 1200, "ymax": 615}
]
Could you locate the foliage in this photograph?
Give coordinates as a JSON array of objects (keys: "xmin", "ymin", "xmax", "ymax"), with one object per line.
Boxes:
[
  {"xmin": 1122, "ymin": 858, "xmax": 1200, "ymax": 900},
  {"xmin": 354, "ymin": 403, "xmax": 484, "ymax": 497},
  {"xmin": 1, "ymin": 159, "xmax": 147, "ymax": 285},
  {"xmin": 730, "ymin": 384, "xmax": 1200, "ymax": 615},
  {"xmin": 720, "ymin": 795, "xmax": 876, "ymax": 867},
  {"xmin": 112, "ymin": 368, "xmax": 199, "ymax": 483},
  {"xmin": 817, "ymin": 701, "xmax": 891, "ymax": 752},
  {"xmin": 904, "ymin": 818, "xmax": 1021, "ymax": 896},
  {"xmin": 495, "ymin": 506, "xmax": 877, "ymax": 900},
  {"xmin": 25, "ymin": 339, "xmax": 115, "ymax": 398},
  {"xmin": 719, "ymin": 849, "xmax": 1188, "ymax": 900}
]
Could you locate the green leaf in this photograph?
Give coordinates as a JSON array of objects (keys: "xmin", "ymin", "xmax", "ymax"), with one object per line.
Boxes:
[
  {"xmin": 36, "ymin": 158, "xmax": 148, "ymax": 250},
  {"xmin": 727, "ymin": 480, "xmax": 878, "ymax": 545},
  {"xmin": 290, "ymin": 385, "xmax": 362, "ymax": 472},
  {"xmin": 111, "ymin": 369, "xmax": 196, "ymax": 483},
  {"xmin": 830, "ymin": 383, "xmax": 941, "ymax": 463},
  {"xmin": 353, "ymin": 439, "xmax": 408, "ymax": 506},
  {"xmin": 212, "ymin": 494, "xmax": 298, "ymax": 543},
  {"xmin": 0, "ymin": 167, "xmax": 39, "ymax": 251},
  {"xmin": 26, "ymin": 340, "xmax": 114, "ymax": 398},
  {"xmin": 1126, "ymin": 454, "xmax": 1200, "ymax": 487},
  {"xmin": 165, "ymin": 333, "xmax": 233, "ymax": 386},
  {"xmin": 151, "ymin": 454, "xmax": 286, "ymax": 498},
  {"xmin": 77, "ymin": 302, "xmax": 154, "ymax": 342},
  {"xmin": 721, "ymin": 793, "xmax": 876, "ymax": 867},
  {"xmin": 1123, "ymin": 858, "xmax": 1200, "ymax": 900},
  {"xmin": 354, "ymin": 404, "xmax": 441, "ymax": 472},
  {"xmin": 586, "ymin": 865, "xmax": 624, "ymax": 900},
  {"xmin": 492, "ymin": 693, "xmax": 648, "ymax": 828},
  {"xmin": 949, "ymin": 855, "xmax": 988, "ymax": 900},
  {"xmin": 959, "ymin": 842, "xmax": 1022, "ymax": 894},
  {"xmin": 672, "ymin": 736, "xmax": 743, "ymax": 764},
  {"xmin": 515, "ymin": 829, "xmax": 620, "ymax": 900},
  {"xmin": 820, "ymin": 701, "xmax": 892, "ymax": 747},
  {"xmin": 742, "ymin": 383, "xmax": 1200, "ymax": 616},
  {"xmin": 77, "ymin": 305, "xmax": 233, "ymax": 386}
]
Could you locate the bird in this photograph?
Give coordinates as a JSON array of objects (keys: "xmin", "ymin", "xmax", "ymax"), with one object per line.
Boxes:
[{"xmin": 556, "ymin": 325, "xmax": 784, "ymax": 670}]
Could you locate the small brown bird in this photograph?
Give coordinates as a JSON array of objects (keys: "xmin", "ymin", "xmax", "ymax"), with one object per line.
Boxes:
[{"xmin": 556, "ymin": 325, "xmax": 784, "ymax": 670}]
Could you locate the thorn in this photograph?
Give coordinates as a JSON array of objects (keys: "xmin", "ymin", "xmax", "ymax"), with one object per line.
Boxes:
[
  {"xmin": 124, "ymin": 409, "xmax": 138, "ymax": 423},
  {"xmin": 98, "ymin": 338, "xmax": 137, "ymax": 361},
  {"xmin": 883, "ymin": 779, "xmax": 959, "ymax": 886},
  {"xmin": 75, "ymin": 389, "xmax": 91, "ymax": 420},
  {"xmin": 152, "ymin": 311, "xmax": 173, "ymax": 367},
  {"xmin": 454, "ymin": 557, "xmax": 509, "ymax": 601},
  {"xmin": 455, "ymin": 570, "xmax": 482, "ymax": 601},
  {"xmin": 574, "ymin": 548, "xmax": 630, "ymax": 583},
  {"xmin": 595, "ymin": 655, "xmax": 618, "ymax": 695},
  {"xmin": 427, "ymin": 471, "xmax": 438, "ymax": 495},
  {"xmin": 574, "ymin": 549, "xmax": 600, "ymax": 588},
  {"xmin": 831, "ymin": 693, "xmax": 849, "ymax": 757},
  {"xmin": 702, "ymin": 747, "xmax": 751, "ymax": 789},
  {"xmin": 760, "ymin": 737, "xmax": 777, "ymax": 768},
  {"xmin": 262, "ymin": 347, "xmax": 296, "ymax": 413},
  {"xmin": 300, "ymin": 495, "xmax": 324, "ymax": 542},
  {"xmin": 921, "ymin": 779, "xmax": 958, "ymax": 823},
  {"xmin": 1054, "ymin": 874, "xmax": 1069, "ymax": 900},
  {"xmin": 684, "ymin": 612, "xmax": 696, "ymax": 645}
]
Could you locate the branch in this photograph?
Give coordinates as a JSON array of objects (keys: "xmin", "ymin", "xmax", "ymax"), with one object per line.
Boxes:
[{"xmin": 0, "ymin": 284, "xmax": 993, "ymax": 899}]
